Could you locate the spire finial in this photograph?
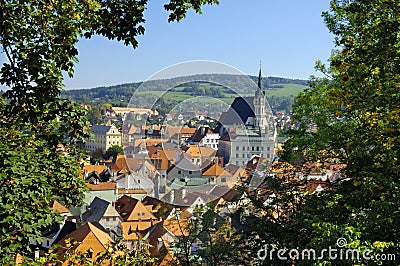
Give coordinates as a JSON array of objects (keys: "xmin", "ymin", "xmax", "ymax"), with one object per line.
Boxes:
[{"xmin": 258, "ymin": 61, "xmax": 262, "ymax": 90}]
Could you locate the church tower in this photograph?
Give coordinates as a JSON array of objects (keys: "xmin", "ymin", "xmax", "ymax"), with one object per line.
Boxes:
[{"xmin": 253, "ymin": 65, "xmax": 268, "ymax": 133}]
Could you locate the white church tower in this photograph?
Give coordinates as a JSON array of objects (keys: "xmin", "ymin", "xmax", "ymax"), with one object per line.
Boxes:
[{"xmin": 253, "ymin": 65, "xmax": 268, "ymax": 134}]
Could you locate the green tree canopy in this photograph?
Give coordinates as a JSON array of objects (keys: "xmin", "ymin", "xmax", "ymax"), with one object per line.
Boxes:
[
  {"xmin": 281, "ymin": 0, "xmax": 400, "ymax": 263},
  {"xmin": 105, "ymin": 145, "xmax": 124, "ymax": 160},
  {"xmin": 0, "ymin": 0, "xmax": 218, "ymax": 263}
]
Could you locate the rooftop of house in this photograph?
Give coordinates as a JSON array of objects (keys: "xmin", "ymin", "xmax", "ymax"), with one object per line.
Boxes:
[
  {"xmin": 83, "ymin": 164, "xmax": 108, "ymax": 174},
  {"xmin": 167, "ymin": 156, "xmax": 200, "ymax": 174},
  {"xmin": 82, "ymin": 197, "xmax": 121, "ymax": 223},
  {"xmin": 202, "ymin": 163, "xmax": 227, "ymax": 177},
  {"xmin": 179, "ymin": 127, "xmax": 197, "ymax": 135},
  {"xmin": 90, "ymin": 124, "xmax": 118, "ymax": 135},
  {"xmin": 187, "ymin": 126, "xmax": 218, "ymax": 143},
  {"xmin": 56, "ymin": 222, "xmax": 112, "ymax": 255},
  {"xmin": 115, "ymin": 195, "xmax": 157, "ymax": 221},
  {"xmin": 51, "ymin": 200, "xmax": 72, "ymax": 216},
  {"xmin": 87, "ymin": 182, "xmax": 116, "ymax": 191}
]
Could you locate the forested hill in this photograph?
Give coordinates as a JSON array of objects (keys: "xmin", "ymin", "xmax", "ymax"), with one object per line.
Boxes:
[{"xmin": 61, "ymin": 74, "xmax": 309, "ymax": 113}]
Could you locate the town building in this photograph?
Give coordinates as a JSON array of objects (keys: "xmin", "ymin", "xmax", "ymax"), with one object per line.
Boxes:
[
  {"xmin": 85, "ymin": 123, "xmax": 122, "ymax": 153},
  {"xmin": 217, "ymin": 67, "xmax": 277, "ymax": 166},
  {"xmin": 186, "ymin": 125, "xmax": 220, "ymax": 150}
]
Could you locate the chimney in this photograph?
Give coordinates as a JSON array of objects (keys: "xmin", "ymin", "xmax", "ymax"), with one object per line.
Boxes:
[{"xmin": 34, "ymin": 248, "xmax": 40, "ymax": 259}]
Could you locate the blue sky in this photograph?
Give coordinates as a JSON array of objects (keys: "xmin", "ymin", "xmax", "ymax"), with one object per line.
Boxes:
[{"xmin": 64, "ymin": 0, "xmax": 334, "ymax": 89}]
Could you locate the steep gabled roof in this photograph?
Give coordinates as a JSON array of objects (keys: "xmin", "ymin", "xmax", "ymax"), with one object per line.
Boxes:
[
  {"xmin": 82, "ymin": 197, "xmax": 121, "ymax": 222},
  {"xmin": 120, "ymin": 220, "xmax": 158, "ymax": 240},
  {"xmin": 187, "ymin": 126, "xmax": 217, "ymax": 143},
  {"xmin": 115, "ymin": 195, "xmax": 157, "ymax": 221},
  {"xmin": 183, "ymin": 144, "xmax": 201, "ymax": 158},
  {"xmin": 142, "ymin": 196, "xmax": 175, "ymax": 220},
  {"xmin": 219, "ymin": 96, "xmax": 255, "ymax": 126},
  {"xmin": 56, "ymin": 222, "xmax": 112, "ymax": 256},
  {"xmin": 202, "ymin": 163, "xmax": 226, "ymax": 177},
  {"xmin": 83, "ymin": 165, "xmax": 107, "ymax": 174},
  {"xmin": 51, "ymin": 200, "xmax": 72, "ymax": 216},
  {"xmin": 111, "ymin": 155, "xmax": 147, "ymax": 173},
  {"xmin": 167, "ymin": 156, "xmax": 199, "ymax": 174}
]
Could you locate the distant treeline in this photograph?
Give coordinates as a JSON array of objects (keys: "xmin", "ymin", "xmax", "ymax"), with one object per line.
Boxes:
[{"xmin": 61, "ymin": 74, "xmax": 308, "ymax": 117}]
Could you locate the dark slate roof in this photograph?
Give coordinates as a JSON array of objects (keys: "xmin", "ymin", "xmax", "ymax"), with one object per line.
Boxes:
[
  {"xmin": 187, "ymin": 126, "xmax": 216, "ymax": 143},
  {"xmin": 82, "ymin": 197, "xmax": 109, "ymax": 222},
  {"xmin": 42, "ymin": 223, "xmax": 61, "ymax": 239},
  {"xmin": 90, "ymin": 125, "xmax": 112, "ymax": 134},
  {"xmin": 161, "ymin": 189, "xmax": 203, "ymax": 207},
  {"xmin": 53, "ymin": 221, "xmax": 77, "ymax": 244},
  {"xmin": 115, "ymin": 195, "xmax": 139, "ymax": 220},
  {"xmin": 219, "ymin": 96, "xmax": 254, "ymax": 126},
  {"xmin": 142, "ymin": 196, "xmax": 175, "ymax": 220},
  {"xmin": 82, "ymin": 197, "xmax": 120, "ymax": 223},
  {"xmin": 167, "ymin": 156, "xmax": 200, "ymax": 174}
]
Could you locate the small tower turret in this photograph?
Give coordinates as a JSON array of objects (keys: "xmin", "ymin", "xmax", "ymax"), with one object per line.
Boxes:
[{"xmin": 253, "ymin": 64, "xmax": 268, "ymax": 132}]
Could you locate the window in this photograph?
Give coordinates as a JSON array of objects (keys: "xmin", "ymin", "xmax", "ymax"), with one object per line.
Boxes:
[
  {"xmin": 242, "ymin": 146, "xmax": 245, "ymax": 151},
  {"xmin": 267, "ymin": 147, "xmax": 270, "ymax": 151},
  {"xmin": 252, "ymin": 146, "xmax": 254, "ymax": 151},
  {"xmin": 106, "ymin": 217, "xmax": 110, "ymax": 221},
  {"xmin": 221, "ymin": 177, "xmax": 226, "ymax": 182},
  {"xmin": 178, "ymin": 170, "xmax": 181, "ymax": 174},
  {"xmin": 242, "ymin": 154, "xmax": 245, "ymax": 158},
  {"xmin": 113, "ymin": 217, "xmax": 117, "ymax": 221},
  {"xmin": 236, "ymin": 146, "xmax": 239, "ymax": 151},
  {"xmin": 256, "ymin": 146, "xmax": 259, "ymax": 151},
  {"xmin": 189, "ymin": 171, "xmax": 193, "ymax": 174}
]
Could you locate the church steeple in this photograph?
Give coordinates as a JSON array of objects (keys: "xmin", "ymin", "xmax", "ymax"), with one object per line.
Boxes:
[
  {"xmin": 253, "ymin": 64, "xmax": 268, "ymax": 133},
  {"xmin": 258, "ymin": 63, "xmax": 262, "ymax": 91}
]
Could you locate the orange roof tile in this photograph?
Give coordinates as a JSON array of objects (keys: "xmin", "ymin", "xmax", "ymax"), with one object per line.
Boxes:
[
  {"xmin": 56, "ymin": 222, "xmax": 112, "ymax": 264},
  {"xmin": 51, "ymin": 200, "xmax": 72, "ymax": 215},
  {"xmin": 120, "ymin": 221, "xmax": 158, "ymax": 240},
  {"xmin": 179, "ymin": 127, "xmax": 196, "ymax": 135},
  {"xmin": 164, "ymin": 217, "xmax": 191, "ymax": 237},
  {"xmin": 87, "ymin": 182, "xmax": 116, "ymax": 191},
  {"xmin": 202, "ymin": 163, "xmax": 226, "ymax": 176},
  {"xmin": 111, "ymin": 155, "xmax": 147, "ymax": 173},
  {"xmin": 117, "ymin": 188, "xmax": 151, "ymax": 194},
  {"xmin": 83, "ymin": 165, "xmax": 107, "ymax": 174}
]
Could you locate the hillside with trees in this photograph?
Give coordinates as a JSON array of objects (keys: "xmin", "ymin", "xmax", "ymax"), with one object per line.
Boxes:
[{"xmin": 61, "ymin": 75, "xmax": 308, "ymax": 114}]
